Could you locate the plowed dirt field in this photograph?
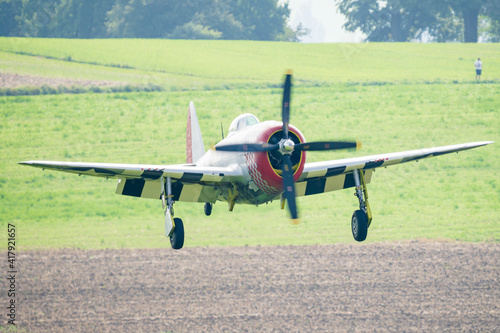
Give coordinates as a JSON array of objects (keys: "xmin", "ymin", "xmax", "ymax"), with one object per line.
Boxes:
[{"xmin": 7, "ymin": 242, "xmax": 500, "ymax": 332}]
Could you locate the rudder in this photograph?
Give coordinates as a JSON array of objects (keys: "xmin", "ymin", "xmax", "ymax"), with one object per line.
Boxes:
[{"xmin": 186, "ymin": 101, "xmax": 205, "ymax": 164}]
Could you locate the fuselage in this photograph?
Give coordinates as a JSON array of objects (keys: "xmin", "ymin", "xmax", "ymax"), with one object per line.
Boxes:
[{"xmin": 196, "ymin": 117, "xmax": 306, "ymax": 205}]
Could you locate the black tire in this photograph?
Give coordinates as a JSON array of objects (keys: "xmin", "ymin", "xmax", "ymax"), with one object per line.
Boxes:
[
  {"xmin": 170, "ymin": 218, "xmax": 184, "ymax": 250},
  {"xmin": 351, "ymin": 210, "xmax": 368, "ymax": 242},
  {"xmin": 204, "ymin": 202, "xmax": 212, "ymax": 216}
]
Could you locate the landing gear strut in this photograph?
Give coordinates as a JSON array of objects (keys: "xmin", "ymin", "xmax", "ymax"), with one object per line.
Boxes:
[
  {"xmin": 162, "ymin": 176, "xmax": 184, "ymax": 250},
  {"xmin": 352, "ymin": 169, "xmax": 372, "ymax": 242}
]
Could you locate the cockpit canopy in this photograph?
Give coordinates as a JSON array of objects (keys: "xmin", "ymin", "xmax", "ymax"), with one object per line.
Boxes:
[{"xmin": 228, "ymin": 113, "xmax": 260, "ymax": 136}]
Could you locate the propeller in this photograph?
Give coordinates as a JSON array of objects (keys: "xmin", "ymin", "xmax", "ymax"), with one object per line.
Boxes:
[
  {"xmin": 214, "ymin": 142, "xmax": 278, "ymax": 152},
  {"xmin": 281, "ymin": 154, "xmax": 298, "ymax": 221},
  {"xmin": 215, "ymin": 71, "xmax": 360, "ymax": 222},
  {"xmin": 282, "ymin": 72, "xmax": 291, "ymax": 139}
]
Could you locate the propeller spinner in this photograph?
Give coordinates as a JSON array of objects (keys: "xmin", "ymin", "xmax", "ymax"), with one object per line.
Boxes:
[{"xmin": 216, "ymin": 72, "xmax": 360, "ymax": 222}]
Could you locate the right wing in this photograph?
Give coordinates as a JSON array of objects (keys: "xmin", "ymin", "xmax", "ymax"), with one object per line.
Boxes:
[{"xmin": 19, "ymin": 161, "xmax": 244, "ymax": 203}]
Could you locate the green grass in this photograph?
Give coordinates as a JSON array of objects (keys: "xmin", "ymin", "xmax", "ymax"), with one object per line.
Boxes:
[
  {"xmin": 0, "ymin": 38, "xmax": 498, "ymax": 250},
  {"xmin": 1, "ymin": 38, "xmax": 500, "ymax": 89}
]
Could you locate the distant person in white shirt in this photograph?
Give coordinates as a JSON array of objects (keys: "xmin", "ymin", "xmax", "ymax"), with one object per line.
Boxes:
[{"xmin": 475, "ymin": 58, "xmax": 482, "ymax": 80}]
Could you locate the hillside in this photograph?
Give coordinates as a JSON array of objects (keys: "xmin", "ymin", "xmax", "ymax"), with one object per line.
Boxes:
[{"xmin": 1, "ymin": 38, "xmax": 500, "ymax": 90}]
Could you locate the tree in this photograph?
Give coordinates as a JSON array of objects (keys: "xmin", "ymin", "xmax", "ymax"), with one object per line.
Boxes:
[
  {"xmin": 17, "ymin": 0, "xmax": 61, "ymax": 37},
  {"xmin": 169, "ymin": 22, "xmax": 223, "ymax": 40},
  {"xmin": 51, "ymin": 0, "xmax": 115, "ymax": 38},
  {"xmin": 232, "ymin": 0, "xmax": 290, "ymax": 41},
  {"xmin": 7, "ymin": 0, "xmax": 298, "ymax": 41},
  {"xmin": 439, "ymin": 0, "xmax": 500, "ymax": 42},
  {"xmin": 427, "ymin": 11, "xmax": 464, "ymax": 42},
  {"xmin": 445, "ymin": 0, "xmax": 487, "ymax": 42},
  {"xmin": 0, "ymin": 0, "xmax": 22, "ymax": 36},
  {"xmin": 426, "ymin": 0, "xmax": 499, "ymax": 42},
  {"xmin": 480, "ymin": 0, "xmax": 500, "ymax": 41},
  {"xmin": 169, "ymin": 0, "xmax": 246, "ymax": 40},
  {"xmin": 337, "ymin": 0, "xmax": 441, "ymax": 42},
  {"xmin": 16, "ymin": 0, "xmax": 114, "ymax": 38},
  {"xmin": 106, "ymin": 0, "xmax": 204, "ymax": 38},
  {"xmin": 105, "ymin": 0, "xmax": 293, "ymax": 40},
  {"xmin": 169, "ymin": 0, "xmax": 293, "ymax": 41},
  {"xmin": 193, "ymin": 0, "xmax": 247, "ymax": 39},
  {"xmin": 275, "ymin": 23, "xmax": 310, "ymax": 42}
]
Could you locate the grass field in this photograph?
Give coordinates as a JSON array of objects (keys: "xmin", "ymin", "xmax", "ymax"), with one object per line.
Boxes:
[
  {"xmin": 2, "ymin": 38, "xmax": 500, "ymax": 89},
  {"xmin": 0, "ymin": 38, "xmax": 498, "ymax": 250}
]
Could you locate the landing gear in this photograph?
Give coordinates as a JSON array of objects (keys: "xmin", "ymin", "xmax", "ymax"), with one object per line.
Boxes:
[
  {"xmin": 204, "ymin": 202, "xmax": 212, "ymax": 216},
  {"xmin": 170, "ymin": 218, "xmax": 184, "ymax": 249},
  {"xmin": 162, "ymin": 176, "xmax": 184, "ymax": 250},
  {"xmin": 352, "ymin": 169, "xmax": 372, "ymax": 242}
]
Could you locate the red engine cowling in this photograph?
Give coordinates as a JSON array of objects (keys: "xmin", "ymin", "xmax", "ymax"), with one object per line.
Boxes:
[{"xmin": 245, "ymin": 124, "xmax": 306, "ymax": 195}]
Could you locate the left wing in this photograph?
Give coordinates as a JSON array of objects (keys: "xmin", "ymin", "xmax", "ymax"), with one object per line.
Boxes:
[
  {"xmin": 19, "ymin": 161, "xmax": 243, "ymax": 203},
  {"xmin": 296, "ymin": 141, "xmax": 493, "ymax": 197}
]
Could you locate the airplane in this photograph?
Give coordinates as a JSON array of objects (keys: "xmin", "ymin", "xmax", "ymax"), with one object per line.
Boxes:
[{"xmin": 20, "ymin": 72, "xmax": 493, "ymax": 250}]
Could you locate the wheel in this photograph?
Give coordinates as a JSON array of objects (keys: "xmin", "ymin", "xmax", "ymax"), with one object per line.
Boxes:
[
  {"xmin": 170, "ymin": 218, "xmax": 184, "ymax": 250},
  {"xmin": 351, "ymin": 210, "xmax": 368, "ymax": 242},
  {"xmin": 204, "ymin": 202, "xmax": 212, "ymax": 216}
]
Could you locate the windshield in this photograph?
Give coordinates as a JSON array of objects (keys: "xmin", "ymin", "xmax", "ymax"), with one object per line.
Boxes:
[{"xmin": 228, "ymin": 114, "xmax": 260, "ymax": 135}]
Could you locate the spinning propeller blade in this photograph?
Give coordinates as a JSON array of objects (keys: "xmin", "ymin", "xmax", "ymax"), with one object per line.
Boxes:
[
  {"xmin": 282, "ymin": 154, "xmax": 298, "ymax": 221},
  {"xmin": 282, "ymin": 71, "xmax": 292, "ymax": 139},
  {"xmin": 215, "ymin": 143, "xmax": 278, "ymax": 152},
  {"xmin": 295, "ymin": 141, "xmax": 360, "ymax": 152}
]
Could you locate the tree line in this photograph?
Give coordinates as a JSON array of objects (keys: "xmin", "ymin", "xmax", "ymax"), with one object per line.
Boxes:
[
  {"xmin": 1, "ymin": 0, "xmax": 498, "ymax": 42},
  {"xmin": 0, "ymin": 0, "xmax": 306, "ymax": 41},
  {"xmin": 337, "ymin": 0, "xmax": 500, "ymax": 43}
]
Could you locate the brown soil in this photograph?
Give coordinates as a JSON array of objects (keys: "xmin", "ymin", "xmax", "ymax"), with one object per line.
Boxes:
[
  {"xmin": 7, "ymin": 242, "xmax": 500, "ymax": 332},
  {"xmin": 0, "ymin": 72, "xmax": 125, "ymax": 89}
]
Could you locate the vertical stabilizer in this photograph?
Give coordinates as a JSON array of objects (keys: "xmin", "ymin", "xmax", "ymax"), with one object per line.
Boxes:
[{"xmin": 186, "ymin": 101, "xmax": 205, "ymax": 164}]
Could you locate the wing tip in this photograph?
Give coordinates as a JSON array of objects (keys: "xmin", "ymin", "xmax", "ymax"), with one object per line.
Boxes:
[{"xmin": 471, "ymin": 141, "xmax": 494, "ymax": 148}]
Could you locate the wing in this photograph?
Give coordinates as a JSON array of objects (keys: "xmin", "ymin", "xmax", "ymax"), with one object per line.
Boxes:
[
  {"xmin": 296, "ymin": 141, "xmax": 493, "ymax": 197},
  {"xmin": 19, "ymin": 161, "xmax": 243, "ymax": 203}
]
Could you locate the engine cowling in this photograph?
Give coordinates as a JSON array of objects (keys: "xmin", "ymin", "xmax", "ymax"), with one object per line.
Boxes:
[{"xmin": 245, "ymin": 124, "xmax": 306, "ymax": 195}]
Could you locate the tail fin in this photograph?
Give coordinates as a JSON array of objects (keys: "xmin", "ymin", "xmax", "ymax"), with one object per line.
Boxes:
[{"xmin": 186, "ymin": 101, "xmax": 205, "ymax": 164}]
